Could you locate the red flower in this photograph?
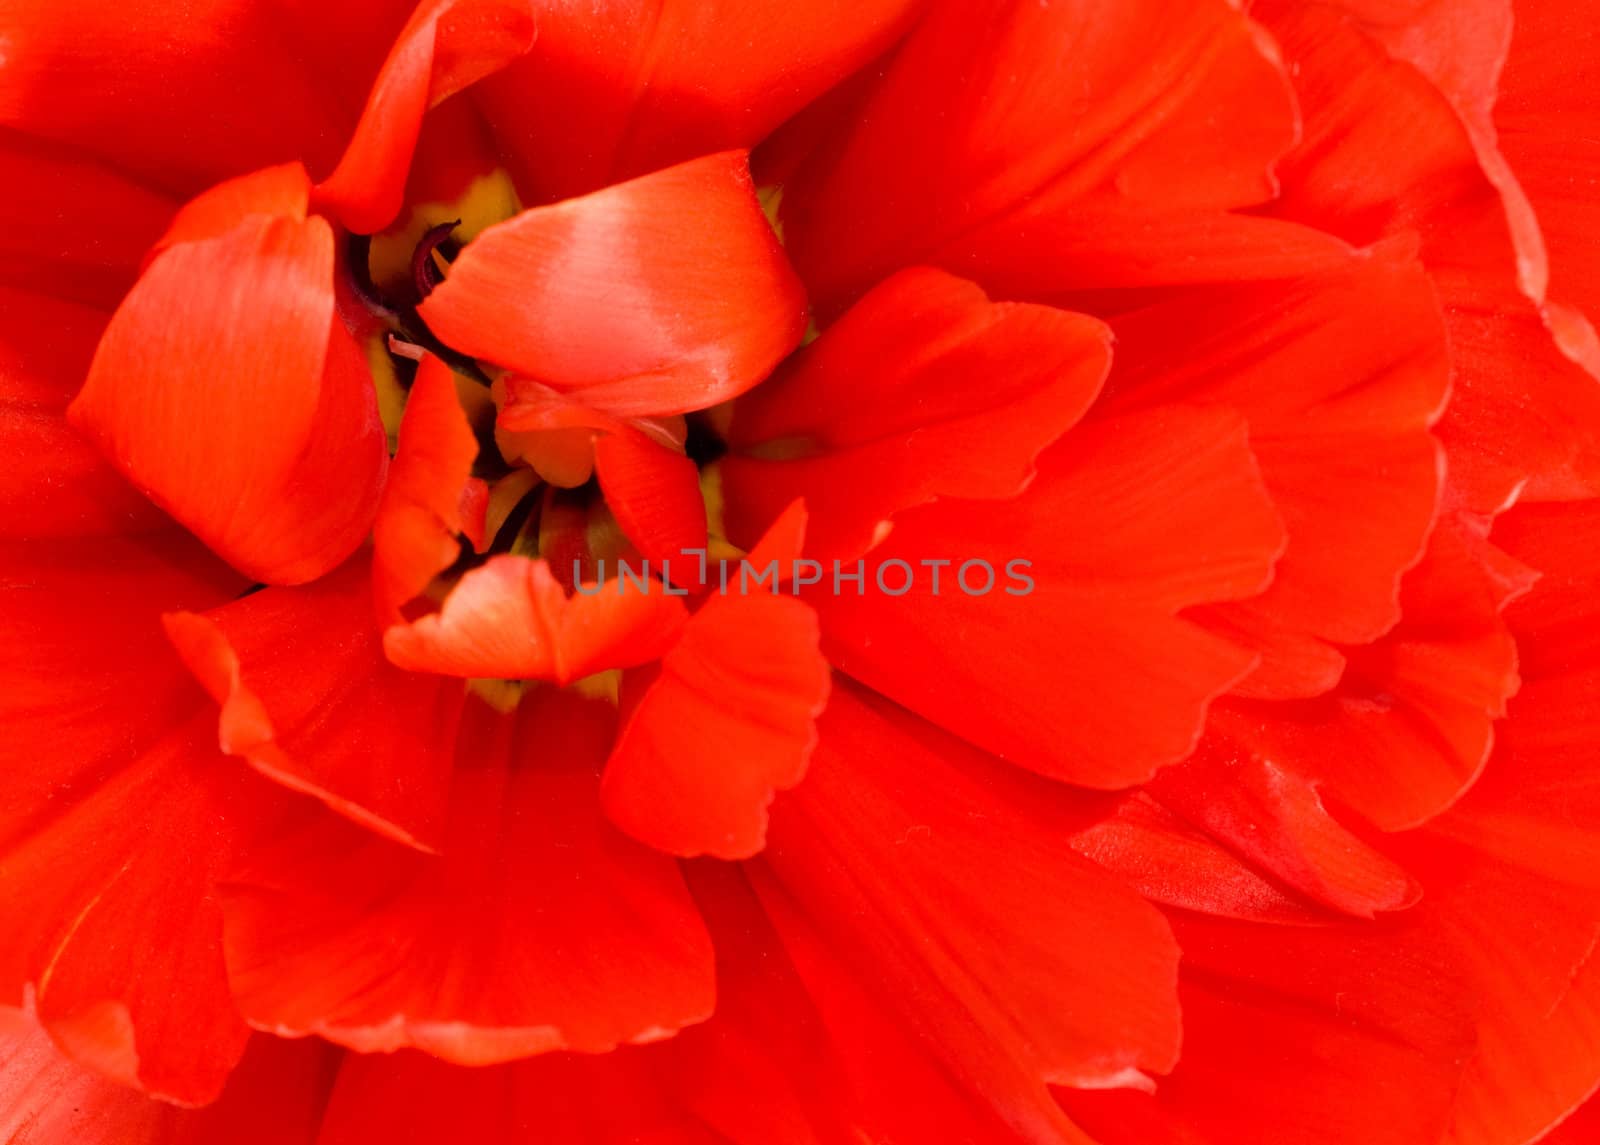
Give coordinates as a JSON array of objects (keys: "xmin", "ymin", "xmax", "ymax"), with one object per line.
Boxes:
[{"xmin": 3, "ymin": 0, "xmax": 1600, "ymax": 1142}]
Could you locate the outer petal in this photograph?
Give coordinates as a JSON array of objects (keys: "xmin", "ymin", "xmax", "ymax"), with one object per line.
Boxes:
[
  {"xmin": 475, "ymin": 0, "xmax": 924, "ymax": 203},
  {"xmin": 383, "ymin": 555, "xmax": 688, "ymax": 682},
  {"xmin": 0, "ymin": 288, "xmax": 162, "ymax": 538},
  {"xmin": 602, "ymin": 589, "xmax": 831, "ymax": 859},
  {"xmin": 0, "ymin": 130, "xmax": 177, "ymax": 308},
  {"xmin": 315, "ymin": 0, "xmax": 536, "ymax": 234},
  {"xmin": 0, "ymin": 0, "xmax": 362, "ymax": 195},
  {"xmin": 723, "ymin": 268, "xmax": 1111, "ymax": 560},
  {"xmin": 0, "ymin": 1012, "xmax": 338, "ymax": 1145},
  {"xmin": 758, "ymin": 683, "xmax": 1181, "ymax": 1130},
  {"xmin": 1200, "ymin": 514, "xmax": 1527, "ymax": 836},
  {"xmin": 165, "ymin": 557, "xmax": 466, "ymax": 853},
  {"xmin": 418, "ymin": 151, "xmax": 808, "ymax": 416},
  {"xmin": 373, "ymin": 354, "xmax": 485, "ymax": 623},
  {"xmin": 0, "ymin": 711, "xmax": 284, "ymax": 1105},
  {"xmin": 780, "ymin": 0, "xmax": 1345, "ymax": 314},
  {"xmin": 220, "ymin": 691, "xmax": 715, "ymax": 1064},
  {"xmin": 1101, "ymin": 251, "xmax": 1450, "ymax": 698},
  {"xmin": 1059, "ymin": 911, "xmax": 1475, "ymax": 1145},
  {"xmin": 1498, "ymin": 1, "xmax": 1600, "ymax": 330},
  {"xmin": 68, "ymin": 210, "xmax": 388, "ymax": 585},
  {"xmin": 815, "ymin": 406, "xmax": 1284, "ymax": 787},
  {"xmin": 1260, "ymin": 2, "xmax": 1600, "ymax": 511}
]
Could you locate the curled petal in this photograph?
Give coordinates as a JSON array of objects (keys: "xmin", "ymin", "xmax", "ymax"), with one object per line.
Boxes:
[
  {"xmin": 373, "ymin": 354, "xmax": 485, "ymax": 623},
  {"xmin": 316, "ymin": 0, "xmax": 537, "ymax": 234},
  {"xmin": 724, "ymin": 267, "xmax": 1111, "ymax": 560},
  {"xmin": 384, "ymin": 555, "xmax": 688, "ymax": 683},
  {"xmin": 68, "ymin": 212, "xmax": 387, "ymax": 585},
  {"xmin": 165, "ymin": 558, "xmax": 465, "ymax": 854},
  {"xmin": 419, "ymin": 151, "xmax": 808, "ymax": 417},
  {"xmin": 603, "ymin": 575, "xmax": 831, "ymax": 859}
]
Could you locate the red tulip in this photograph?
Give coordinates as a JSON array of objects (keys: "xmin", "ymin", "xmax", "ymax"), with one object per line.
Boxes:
[{"xmin": 4, "ymin": 0, "xmax": 1600, "ymax": 1142}]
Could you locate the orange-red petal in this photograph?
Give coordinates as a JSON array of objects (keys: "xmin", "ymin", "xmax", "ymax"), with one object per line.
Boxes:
[
  {"xmin": 68, "ymin": 211, "xmax": 388, "ymax": 585},
  {"xmin": 220, "ymin": 692, "xmax": 714, "ymax": 1064},
  {"xmin": 419, "ymin": 151, "xmax": 807, "ymax": 416},
  {"xmin": 723, "ymin": 267, "xmax": 1111, "ymax": 560},
  {"xmin": 383, "ymin": 555, "xmax": 688, "ymax": 683}
]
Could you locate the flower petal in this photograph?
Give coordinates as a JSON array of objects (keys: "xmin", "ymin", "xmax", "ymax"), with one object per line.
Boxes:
[
  {"xmin": 68, "ymin": 210, "xmax": 388, "ymax": 585},
  {"xmin": 165, "ymin": 557, "xmax": 465, "ymax": 853},
  {"xmin": 221, "ymin": 691, "xmax": 715, "ymax": 1065},
  {"xmin": 780, "ymin": 0, "xmax": 1337, "ymax": 313},
  {"xmin": 593, "ymin": 426, "xmax": 708, "ymax": 570},
  {"xmin": 0, "ymin": 1011, "xmax": 338, "ymax": 1144},
  {"xmin": 760, "ymin": 684, "xmax": 1182, "ymax": 1115},
  {"xmin": 1059, "ymin": 911, "xmax": 1476, "ymax": 1145},
  {"xmin": 373, "ymin": 354, "xmax": 485, "ymax": 623},
  {"xmin": 1102, "ymin": 251, "xmax": 1449, "ymax": 699},
  {"xmin": 315, "ymin": 0, "xmax": 536, "ymax": 234},
  {"xmin": 723, "ymin": 267, "xmax": 1111, "ymax": 560},
  {"xmin": 476, "ymin": 0, "xmax": 923, "ymax": 203},
  {"xmin": 0, "ymin": 0, "xmax": 359, "ymax": 196},
  {"xmin": 0, "ymin": 131, "xmax": 177, "ymax": 308},
  {"xmin": 815, "ymin": 405, "xmax": 1284, "ymax": 788},
  {"xmin": 418, "ymin": 151, "xmax": 808, "ymax": 416},
  {"xmin": 602, "ymin": 589, "xmax": 831, "ymax": 859},
  {"xmin": 0, "ymin": 288, "xmax": 162, "ymax": 539},
  {"xmin": 0, "ymin": 711, "xmax": 280, "ymax": 1104},
  {"xmin": 1262, "ymin": 2, "xmax": 1600, "ymax": 512},
  {"xmin": 384, "ymin": 555, "xmax": 688, "ymax": 682}
]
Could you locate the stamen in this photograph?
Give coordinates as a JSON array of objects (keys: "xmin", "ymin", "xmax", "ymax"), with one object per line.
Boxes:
[{"xmin": 412, "ymin": 220, "xmax": 461, "ymax": 302}]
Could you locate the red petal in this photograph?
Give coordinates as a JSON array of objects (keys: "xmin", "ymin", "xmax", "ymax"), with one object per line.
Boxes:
[
  {"xmin": 1262, "ymin": 2, "xmax": 1600, "ymax": 512},
  {"xmin": 723, "ymin": 267, "xmax": 1110, "ymax": 560},
  {"xmin": 317, "ymin": 866, "xmax": 854, "ymax": 1144},
  {"xmin": 1102, "ymin": 251, "xmax": 1449, "ymax": 699},
  {"xmin": 593, "ymin": 426, "xmax": 708, "ymax": 569},
  {"xmin": 0, "ymin": 131, "xmax": 177, "ymax": 309},
  {"xmin": 1546, "ymin": 1094, "xmax": 1600, "ymax": 1144},
  {"xmin": 1060, "ymin": 911, "xmax": 1475, "ymax": 1145},
  {"xmin": 0, "ymin": 1011, "xmax": 338, "ymax": 1144},
  {"xmin": 315, "ymin": 0, "xmax": 536, "ymax": 234},
  {"xmin": 1204, "ymin": 514, "xmax": 1526, "ymax": 835},
  {"xmin": 384, "ymin": 555, "xmax": 688, "ymax": 682},
  {"xmin": 761, "ymin": 684, "xmax": 1181, "ymax": 1109},
  {"xmin": 418, "ymin": 151, "xmax": 808, "ymax": 416},
  {"xmin": 815, "ymin": 406, "xmax": 1284, "ymax": 788},
  {"xmin": 1145, "ymin": 745, "xmax": 1419, "ymax": 919},
  {"xmin": 373, "ymin": 354, "xmax": 483, "ymax": 623},
  {"xmin": 0, "ymin": 532, "xmax": 243, "ymax": 825},
  {"xmin": 0, "ymin": 2, "xmax": 357, "ymax": 196},
  {"xmin": 476, "ymin": 0, "xmax": 923, "ymax": 203},
  {"xmin": 780, "ymin": 0, "xmax": 1324, "ymax": 313},
  {"xmin": 1499, "ymin": 1, "xmax": 1600, "ymax": 330},
  {"xmin": 0, "ymin": 288, "xmax": 162, "ymax": 539},
  {"xmin": 165, "ymin": 557, "xmax": 465, "ymax": 853},
  {"xmin": 603, "ymin": 589, "xmax": 830, "ymax": 859},
  {"xmin": 1070, "ymin": 794, "xmax": 1325, "ymax": 925},
  {"xmin": 148, "ymin": 161, "xmax": 311, "ymax": 257},
  {"xmin": 221, "ymin": 691, "xmax": 714, "ymax": 1064},
  {"xmin": 68, "ymin": 211, "xmax": 388, "ymax": 585},
  {"xmin": 0, "ymin": 712, "xmax": 281, "ymax": 1104}
]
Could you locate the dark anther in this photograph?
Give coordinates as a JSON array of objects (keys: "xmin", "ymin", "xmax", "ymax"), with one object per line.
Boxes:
[{"xmin": 411, "ymin": 219, "xmax": 461, "ymax": 302}]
